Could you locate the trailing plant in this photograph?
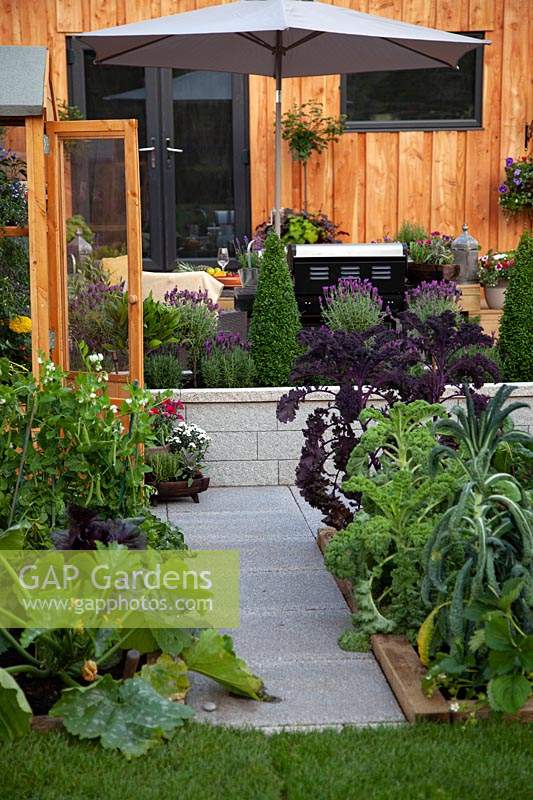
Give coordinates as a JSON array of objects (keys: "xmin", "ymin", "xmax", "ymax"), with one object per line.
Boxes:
[
  {"xmin": 498, "ymin": 155, "xmax": 533, "ymax": 216},
  {"xmin": 325, "ymin": 401, "xmax": 461, "ymax": 648},
  {"xmin": 409, "ymin": 232, "xmax": 454, "ymax": 265},
  {"xmin": 404, "ymin": 280, "xmax": 461, "ymax": 323},
  {"xmin": 419, "ymin": 386, "xmax": 533, "ymax": 714},
  {"xmin": 498, "ymin": 230, "xmax": 533, "ymax": 382},
  {"xmin": 144, "ymin": 353, "xmax": 183, "ymax": 390},
  {"xmin": 320, "ymin": 277, "xmax": 387, "ymax": 332},
  {"xmin": 249, "ymin": 233, "xmax": 302, "ymax": 387},
  {"xmin": 395, "ymin": 220, "xmax": 429, "ymax": 245},
  {"xmin": 201, "ymin": 332, "xmax": 256, "ymax": 388}
]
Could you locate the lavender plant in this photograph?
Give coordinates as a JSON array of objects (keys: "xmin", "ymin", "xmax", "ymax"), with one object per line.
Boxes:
[
  {"xmin": 321, "ymin": 278, "xmax": 387, "ymax": 332},
  {"xmin": 405, "ymin": 280, "xmax": 461, "ymax": 322},
  {"xmin": 202, "ymin": 332, "xmax": 256, "ymax": 388}
]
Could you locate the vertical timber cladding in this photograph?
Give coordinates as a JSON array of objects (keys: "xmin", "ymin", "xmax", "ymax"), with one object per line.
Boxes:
[{"xmin": 0, "ymin": 0, "xmax": 531, "ymax": 250}]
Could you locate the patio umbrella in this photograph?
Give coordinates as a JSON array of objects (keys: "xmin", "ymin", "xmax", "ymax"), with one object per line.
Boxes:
[{"xmin": 81, "ymin": 0, "xmax": 489, "ymax": 234}]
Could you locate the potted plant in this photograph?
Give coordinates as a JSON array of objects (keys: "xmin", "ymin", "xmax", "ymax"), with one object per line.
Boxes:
[
  {"xmin": 477, "ymin": 249, "xmax": 515, "ymax": 309},
  {"xmin": 234, "ymin": 235, "xmax": 262, "ymax": 288},
  {"xmin": 498, "ymin": 155, "xmax": 533, "ymax": 219},
  {"xmin": 147, "ymin": 398, "xmax": 185, "ymax": 453},
  {"xmin": 146, "ymin": 420, "xmax": 211, "ymax": 503},
  {"xmin": 408, "ymin": 232, "xmax": 459, "ymax": 285},
  {"xmin": 280, "ymin": 100, "xmax": 346, "ymax": 211}
]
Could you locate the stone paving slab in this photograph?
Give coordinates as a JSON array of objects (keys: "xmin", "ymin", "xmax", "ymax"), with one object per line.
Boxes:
[
  {"xmin": 166, "ymin": 510, "xmax": 312, "ymax": 541},
  {"xmin": 165, "ymin": 485, "xmax": 295, "ymax": 513},
  {"xmin": 188, "ymin": 659, "xmax": 404, "ymax": 729},
  {"xmin": 289, "ymin": 486, "xmax": 325, "ymax": 537},
  {"xmin": 224, "ymin": 610, "xmax": 355, "ymax": 663},
  {"xmin": 239, "ymin": 569, "xmax": 347, "ymax": 613},
  {"xmin": 187, "ymin": 539, "xmax": 326, "ymax": 571}
]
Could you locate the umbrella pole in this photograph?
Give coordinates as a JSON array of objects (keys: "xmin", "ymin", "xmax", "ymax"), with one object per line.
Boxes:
[{"xmin": 274, "ymin": 32, "xmax": 282, "ymax": 236}]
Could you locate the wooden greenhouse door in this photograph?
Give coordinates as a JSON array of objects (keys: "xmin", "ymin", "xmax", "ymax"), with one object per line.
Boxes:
[{"xmin": 46, "ymin": 119, "xmax": 143, "ymax": 395}]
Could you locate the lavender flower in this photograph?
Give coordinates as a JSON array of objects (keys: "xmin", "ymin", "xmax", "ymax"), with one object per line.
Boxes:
[
  {"xmin": 164, "ymin": 287, "xmax": 219, "ymax": 313},
  {"xmin": 204, "ymin": 331, "xmax": 250, "ymax": 354}
]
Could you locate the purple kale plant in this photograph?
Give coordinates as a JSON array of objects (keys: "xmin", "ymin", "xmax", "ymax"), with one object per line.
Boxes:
[
  {"xmin": 52, "ymin": 505, "xmax": 146, "ymax": 550},
  {"xmin": 277, "ymin": 324, "xmax": 420, "ymax": 528}
]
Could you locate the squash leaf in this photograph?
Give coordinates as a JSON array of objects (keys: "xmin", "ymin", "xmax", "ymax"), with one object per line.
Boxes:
[
  {"xmin": 182, "ymin": 629, "xmax": 265, "ymax": 700},
  {"xmin": 50, "ymin": 673, "xmax": 194, "ymax": 759},
  {"xmin": 0, "ymin": 668, "xmax": 32, "ymax": 742},
  {"xmin": 139, "ymin": 653, "xmax": 190, "ymax": 700}
]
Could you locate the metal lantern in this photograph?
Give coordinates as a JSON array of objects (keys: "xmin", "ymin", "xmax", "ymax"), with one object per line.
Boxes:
[
  {"xmin": 67, "ymin": 227, "xmax": 93, "ymax": 274},
  {"xmin": 452, "ymin": 223, "xmax": 479, "ymax": 283}
]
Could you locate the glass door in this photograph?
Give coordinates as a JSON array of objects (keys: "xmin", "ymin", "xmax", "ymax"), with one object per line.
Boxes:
[
  {"xmin": 46, "ymin": 120, "xmax": 143, "ymax": 394},
  {"xmin": 68, "ymin": 41, "xmax": 251, "ymax": 270}
]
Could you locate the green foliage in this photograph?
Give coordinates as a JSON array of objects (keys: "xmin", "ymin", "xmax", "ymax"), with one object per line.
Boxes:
[
  {"xmin": 172, "ymin": 301, "xmax": 218, "ymax": 388},
  {"xmin": 281, "ymin": 214, "xmax": 320, "ymax": 244},
  {"xmin": 249, "ymin": 233, "xmax": 301, "ymax": 386},
  {"xmin": 321, "ymin": 278, "xmax": 386, "ymax": 332},
  {"xmin": 325, "ymin": 401, "xmax": 461, "ymax": 646},
  {"xmin": 66, "ymin": 214, "xmax": 94, "ymax": 244},
  {"xmin": 0, "ymin": 667, "xmax": 32, "ymax": 742},
  {"xmin": 181, "ymin": 629, "xmax": 265, "ymax": 700},
  {"xmin": 0, "ymin": 148, "xmax": 27, "ymax": 226},
  {"xmin": 281, "ymin": 101, "xmax": 347, "ymax": 164},
  {"xmin": 0, "ymin": 349, "xmax": 156, "ymax": 546},
  {"xmin": 409, "ymin": 233, "xmax": 454, "ymax": 265},
  {"xmin": 395, "ymin": 220, "xmax": 429, "ymax": 244},
  {"xmin": 50, "ymin": 673, "xmax": 194, "ymax": 759},
  {"xmin": 0, "ymin": 237, "xmax": 31, "ymax": 367},
  {"xmin": 139, "ymin": 512, "xmax": 185, "ymax": 550},
  {"xmin": 201, "ymin": 344, "xmax": 256, "ymax": 388},
  {"xmin": 104, "ymin": 293, "xmax": 181, "ymax": 356},
  {"xmin": 337, "ymin": 629, "xmax": 372, "ymax": 652},
  {"xmin": 144, "ymin": 353, "xmax": 183, "ymax": 389},
  {"xmin": 57, "ymin": 101, "xmax": 84, "ymax": 121},
  {"xmin": 145, "ymin": 450, "xmax": 188, "ymax": 482},
  {"xmin": 421, "ymin": 386, "xmax": 533, "ymax": 713},
  {"xmin": 499, "ymin": 230, "xmax": 533, "ymax": 381}
]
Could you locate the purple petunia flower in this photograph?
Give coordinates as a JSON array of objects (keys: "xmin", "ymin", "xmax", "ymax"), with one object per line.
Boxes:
[
  {"xmin": 513, "ymin": 168, "xmax": 521, "ymax": 176},
  {"xmin": 513, "ymin": 178, "xmax": 522, "ymax": 186},
  {"xmin": 505, "ymin": 157, "xmax": 514, "ymax": 168},
  {"xmin": 498, "ymin": 184, "xmax": 508, "ymax": 194}
]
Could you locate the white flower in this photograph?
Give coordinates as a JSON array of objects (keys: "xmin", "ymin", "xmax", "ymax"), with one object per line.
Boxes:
[
  {"xmin": 0, "ymin": 398, "xmax": 5, "ymax": 405},
  {"xmin": 89, "ymin": 392, "xmax": 96, "ymax": 399},
  {"xmin": 110, "ymin": 404, "xmax": 118, "ymax": 413},
  {"xmin": 449, "ymin": 701, "xmax": 460, "ymax": 713},
  {"xmin": 125, "ymin": 398, "xmax": 132, "ymax": 405},
  {"xmin": 37, "ymin": 356, "xmax": 43, "ymax": 365}
]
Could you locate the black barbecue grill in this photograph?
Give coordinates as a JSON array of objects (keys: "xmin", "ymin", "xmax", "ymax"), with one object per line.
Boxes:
[{"xmin": 287, "ymin": 243, "xmax": 408, "ymax": 325}]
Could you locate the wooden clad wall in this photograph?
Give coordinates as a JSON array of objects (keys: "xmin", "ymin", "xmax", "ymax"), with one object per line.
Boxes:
[{"xmin": 0, "ymin": 0, "xmax": 531, "ymax": 250}]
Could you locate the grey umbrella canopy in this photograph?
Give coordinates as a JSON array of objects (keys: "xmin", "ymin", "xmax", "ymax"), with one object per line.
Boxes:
[{"xmin": 81, "ymin": 0, "xmax": 489, "ymax": 233}]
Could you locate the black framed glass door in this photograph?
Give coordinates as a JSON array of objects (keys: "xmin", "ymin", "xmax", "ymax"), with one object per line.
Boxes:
[{"xmin": 67, "ymin": 39, "xmax": 251, "ymax": 270}]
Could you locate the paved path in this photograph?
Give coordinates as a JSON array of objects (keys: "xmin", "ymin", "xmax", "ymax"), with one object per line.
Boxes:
[{"xmin": 158, "ymin": 486, "xmax": 404, "ymax": 731}]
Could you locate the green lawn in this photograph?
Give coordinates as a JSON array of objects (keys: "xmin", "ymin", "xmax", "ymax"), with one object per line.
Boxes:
[{"xmin": 1, "ymin": 721, "xmax": 531, "ymax": 800}]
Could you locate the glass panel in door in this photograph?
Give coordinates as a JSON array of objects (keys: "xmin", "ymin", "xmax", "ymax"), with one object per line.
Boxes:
[
  {"xmin": 63, "ymin": 137, "xmax": 129, "ymax": 374},
  {"xmin": 169, "ymin": 69, "xmax": 236, "ymax": 262},
  {"xmin": 82, "ymin": 54, "xmax": 162, "ymax": 269}
]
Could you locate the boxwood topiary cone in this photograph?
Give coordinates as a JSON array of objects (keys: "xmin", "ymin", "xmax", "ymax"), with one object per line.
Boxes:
[
  {"xmin": 249, "ymin": 232, "xmax": 301, "ymax": 386},
  {"xmin": 499, "ymin": 230, "xmax": 533, "ymax": 381}
]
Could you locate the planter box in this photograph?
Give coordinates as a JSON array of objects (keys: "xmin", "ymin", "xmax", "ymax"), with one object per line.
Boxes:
[
  {"xmin": 152, "ymin": 475, "xmax": 210, "ymax": 503},
  {"xmin": 153, "ymin": 383, "xmax": 533, "ymax": 488},
  {"xmin": 372, "ymin": 634, "xmax": 533, "ymax": 724}
]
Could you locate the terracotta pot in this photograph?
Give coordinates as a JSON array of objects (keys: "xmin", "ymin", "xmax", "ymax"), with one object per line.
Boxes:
[
  {"xmin": 407, "ymin": 262, "xmax": 460, "ymax": 286},
  {"xmin": 151, "ymin": 474, "xmax": 210, "ymax": 504},
  {"xmin": 483, "ymin": 282, "xmax": 508, "ymax": 310}
]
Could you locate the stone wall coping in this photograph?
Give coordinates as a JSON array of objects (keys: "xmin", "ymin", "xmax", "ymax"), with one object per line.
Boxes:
[{"xmin": 151, "ymin": 382, "xmax": 533, "ymax": 405}]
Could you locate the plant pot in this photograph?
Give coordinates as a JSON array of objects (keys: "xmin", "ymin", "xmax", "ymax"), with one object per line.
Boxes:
[
  {"xmin": 145, "ymin": 445, "xmax": 170, "ymax": 457},
  {"xmin": 151, "ymin": 474, "xmax": 210, "ymax": 504},
  {"xmin": 238, "ymin": 267, "xmax": 260, "ymax": 288},
  {"xmin": 483, "ymin": 282, "xmax": 508, "ymax": 310},
  {"xmin": 407, "ymin": 262, "xmax": 460, "ymax": 286}
]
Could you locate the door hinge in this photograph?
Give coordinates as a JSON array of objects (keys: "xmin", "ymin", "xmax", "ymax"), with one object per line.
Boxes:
[
  {"xmin": 43, "ymin": 134, "xmax": 50, "ymax": 155},
  {"xmin": 241, "ymin": 148, "xmax": 250, "ymax": 165}
]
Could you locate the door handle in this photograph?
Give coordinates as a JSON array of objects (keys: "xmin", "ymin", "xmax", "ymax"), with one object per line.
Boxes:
[
  {"xmin": 165, "ymin": 137, "xmax": 183, "ymax": 158},
  {"xmin": 139, "ymin": 137, "xmax": 156, "ymax": 168}
]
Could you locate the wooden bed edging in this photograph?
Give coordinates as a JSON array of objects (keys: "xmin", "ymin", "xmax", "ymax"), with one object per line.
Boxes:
[
  {"xmin": 372, "ymin": 634, "xmax": 533, "ymax": 724},
  {"xmin": 317, "ymin": 527, "xmax": 355, "ymax": 612}
]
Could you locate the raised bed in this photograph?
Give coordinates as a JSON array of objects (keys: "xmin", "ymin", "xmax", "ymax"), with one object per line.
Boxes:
[{"xmin": 372, "ymin": 634, "xmax": 533, "ymax": 724}]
